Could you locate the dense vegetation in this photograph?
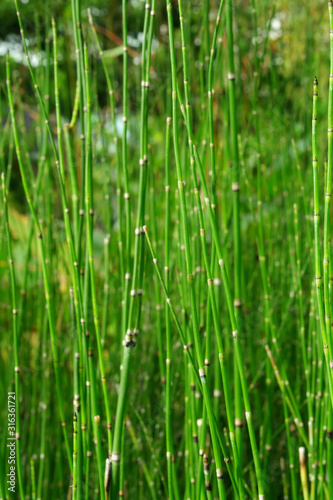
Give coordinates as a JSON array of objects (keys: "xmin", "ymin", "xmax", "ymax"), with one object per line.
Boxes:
[{"xmin": 1, "ymin": 0, "xmax": 333, "ymax": 498}]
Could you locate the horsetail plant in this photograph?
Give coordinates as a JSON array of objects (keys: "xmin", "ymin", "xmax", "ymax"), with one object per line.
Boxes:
[{"xmin": 3, "ymin": 0, "xmax": 333, "ymax": 498}]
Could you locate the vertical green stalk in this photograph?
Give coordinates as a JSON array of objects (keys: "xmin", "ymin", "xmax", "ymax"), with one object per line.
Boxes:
[
  {"xmin": 299, "ymin": 447, "xmax": 309, "ymax": 500},
  {"xmin": 327, "ymin": 405, "xmax": 333, "ymax": 499},
  {"xmin": 149, "ymin": 166, "xmax": 166, "ymax": 383},
  {"xmin": 324, "ymin": 0, "xmax": 333, "ymax": 374},
  {"xmin": 73, "ymin": 413, "xmax": 78, "ymax": 499},
  {"xmin": 72, "ymin": 0, "xmax": 86, "ymax": 266},
  {"xmin": 225, "ymin": 0, "xmax": 244, "ymax": 468},
  {"xmin": 293, "ymin": 203, "xmax": 313, "ymax": 429},
  {"xmin": 37, "ymin": 312, "xmax": 48, "ymax": 500},
  {"xmin": 89, "ymin": 348, "xmax": 106, "ymax": 500},
  {"xmin": 207, "ymin": 0, "xmax": 225, "ymax": 210},
  {"xmin": 282, "ymin": 399, "xmax": 298, "ymax": 500},
  {"xmin": 121, "ymin": 0, "xmax": 132, "ymax": 347},
  {"xmin": 64, "ymin": 126, "xmax": 80, "ymax": 247},
  {"xmin": 30, "ymin": 458, "xmax": 36, "ymax": 500},
  {"xmin": 164, "ymin": 115, "xmax": 180, "ymax": 500}
]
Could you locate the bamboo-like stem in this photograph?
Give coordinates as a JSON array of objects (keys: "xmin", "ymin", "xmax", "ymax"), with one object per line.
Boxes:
[
  {"xmin": 293, "ymin": 203, "xmax": 310, "ymax": 402},
  {"xmin": 73, "ymin": 330, "xmax": 82, "ymax": 497},
  {"xmin": 299, "ymin": 447, "xmax": 309, "ymax": 500},
  {"xmin": 164, "ymin": 115, "xmax": 179, "ymax": 500},
  {"xmin": 282, "ymin": 400, "xmax": 298, "ymax": 500},
  {"xmin": 87, "ymin": 339, "xmax": 106, "ymax": 500},
  {"xmin": 121, "ymin": 0, "xmax": 132, "ymax": 349},
  {"xmin": 36, "ymin": 312, "xmax": 48, "ymax": 500},
  {"xmin": 327, "ymin": 405, "xmax": 333, "ymax": 499},
  {"xmin": 328, "ymin": 216, "xmax": 333, "ymax": 499},
  {"xmin": 293, "ymin": 201, "xmax": 314, "ymax": 464},
  {"xmin": 71, "ymin": 0, "xmax": 86, "ymax": 266},
  {"xmin": 30, "ymin": 458, "xmax": 36, "ymax": 500},
  {"xmin": 291, "ymin": 138, "xmax": 312, "ymax": 244},
  {"xmin": 84, "ymin": 377, "xmax": 92, "ymax": 500},
  {"xmin": 203, "ymin": 453, "xmax": 213, "ymax": 499},
  {"xmin": 64, "ymin": 126, "xmax": 80, "ymax": 247},
  {"xmin": 101, "ymin": 233, "xmax": 111, "ymax": 344},
  {"xmin": 207, "ymin": 0, "xmax": 224, "ymax": 209},
  {"xmin": 225, "ymin": 0, "xmax": 244, "ymax": 476},
  {"xmin": 73, "ymin": 413, "xmax": 78, "ymax": 499},
  {"xmin": 150, "ymin": 167, "xmax": 166, "ymax": 383},
  {"xmin": 324, "ymin": 0, "xmax": 333, "ymax": 386}
]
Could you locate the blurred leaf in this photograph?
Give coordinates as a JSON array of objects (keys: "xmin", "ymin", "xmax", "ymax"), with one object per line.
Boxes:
[{"xmin": 102, "ymin": 46, "xmax": 124, "ymax": 59}]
